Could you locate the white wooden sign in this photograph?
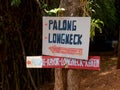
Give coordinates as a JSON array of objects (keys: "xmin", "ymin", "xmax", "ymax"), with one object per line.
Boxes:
[{"xmin": 42, "ymin": 17, "xmax": 91, "ymax": 60}]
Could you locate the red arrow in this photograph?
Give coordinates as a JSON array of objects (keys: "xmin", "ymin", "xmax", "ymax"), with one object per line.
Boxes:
[
  {"xmin": 27, "ymin": 60, "xmax": 31, "ymax": 65},
  {"xmin": 49, "ymin": 45, "xmax": 83, "ymax": 55}
]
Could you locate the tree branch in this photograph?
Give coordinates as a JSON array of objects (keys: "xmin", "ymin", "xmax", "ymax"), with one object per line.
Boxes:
[{"xmin": 17, "ymin": 29, "xmax": 38, "ymax": 90}]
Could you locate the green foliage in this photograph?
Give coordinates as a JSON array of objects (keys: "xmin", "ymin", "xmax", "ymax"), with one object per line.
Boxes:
[
  {"xmin": 92, "ymin": 0, "xmax": 117, "ymax": 39},
  {"xmin": 90, "ymin": 19, "xmax": 104, "ymax": 40},
  {"xmin": 88, "ymin": 0, "xmax": 100, "ymax": 14},
  {"xmin": 42, "ymin": 4, "xmax": 48, "ymax": 9},
  {"xmin": 11, "ymin": 0, "xmax": 21, "ymax": 7},
  {"xmin": 85, "ymin": 0, "xmax": 104, "ymax": 40},
  {"xmin": 39, "ymin": 0, "xmax": 61, "ymax": 16},
  {"xmin": 44, "ymin": 8, "xmax": 65, "ymax": 16}
]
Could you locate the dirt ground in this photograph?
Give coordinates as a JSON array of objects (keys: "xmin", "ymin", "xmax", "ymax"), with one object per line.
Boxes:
[
  {"xmin": 80, "ymin": 56, "xmax": 120, "ymax": 90},
  {"xmin": 41, "ymin": 55, "xmax": 120, "ymax": 90}
]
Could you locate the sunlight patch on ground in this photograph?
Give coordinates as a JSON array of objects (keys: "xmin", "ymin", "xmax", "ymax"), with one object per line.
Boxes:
[
  {"xmin": 80, "ymin": 79, "xmax": 87, "ymax": 84},
  {"xmin": 109, "ymin": 57, "xmax": 118, "ymax": 61},
  {"xmin": 99, "ymin": 71, "xmax": 112, "ymax": 76}
]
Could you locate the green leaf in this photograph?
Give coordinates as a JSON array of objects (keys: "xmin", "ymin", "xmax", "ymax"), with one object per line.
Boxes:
[
  {"xmin": 90, "ymin": 18, "xmax": 104, "ymax": 40},
  {"xmin": 11, "ymin": 0, "xmax": 21, "ymax": 7},
  {"xmin": 43, "ymin": 4, "xmax": 48, "ymax": 9},
  {"xmin": 45, "ymin": 8, "xmax": 65, "ymax": 15}
]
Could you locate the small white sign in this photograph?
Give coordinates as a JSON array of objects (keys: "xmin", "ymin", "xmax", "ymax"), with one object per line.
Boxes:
[
  {"xmin": 42, "ymin": 17, "xmax": 91, "ymax": 60},
  {"xmin": 26, "ymin": 56, "xmax": 42, "ymax": 68}
]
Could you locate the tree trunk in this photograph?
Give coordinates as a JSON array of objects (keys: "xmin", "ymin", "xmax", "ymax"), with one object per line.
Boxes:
[
  {"xmin": 54, "ymin": 0, "xmax": 84, "ymax": 90},
  {"xmin": 54, "ymin": 69, "xmax": 67, "ymax": 90},
  {"xmin": 117, "ymin": 26, "xmax": 120, "ymax": 69},
  {"xmin": 115, "ymin": 0, "xmax": 120, "ymax": 69}
]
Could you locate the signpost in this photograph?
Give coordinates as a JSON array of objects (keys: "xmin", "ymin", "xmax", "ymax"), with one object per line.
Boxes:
[
  {"xmin": 42, "ymin": 17, "xmax": 91, "ymax": 60},
  {"xmin": 26, "ymin": 16, "xmax": 101, "ymax": 70},
  {"xmin": 26, "ymin": 56, "xmax": 100, "ymax": 70}
]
